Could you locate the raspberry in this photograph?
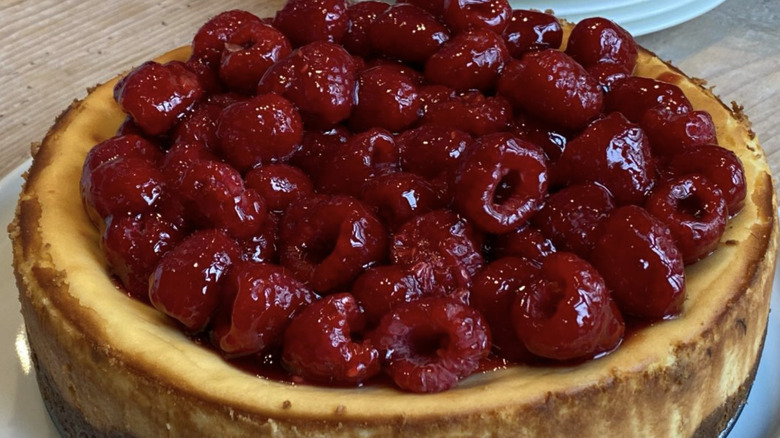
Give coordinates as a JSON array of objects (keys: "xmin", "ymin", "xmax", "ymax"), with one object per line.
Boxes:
[
  {"xmin": 244, "ymin": 164, "xmax": 314, "ymax": 212},
  {"xmin": 350, "ymin": 65, "xmax": 422, "ymax": 132},
  {"xmin": 424, "ymin": 28, "xmax": 510, "ymax": 92},
  {"xmin": 273, "ymin": 0, "xmax": 349, "ymax": 47},
  {"xmin": 361, "ymin": 172, "xmax": 443, "ymax": 231},
  {"xmin": 368, "ymin": 3, "xmax": 451, "ymax": 64},
  {"xmin": 191, "ymin": 10, "xmax": 263, "ymax": 68},
  {"xmin": 565, "ymin": 17, "xmax": 638, "ymax": 73},
  {"xmin": 350, "ymin": 265, "xmax": 427, "ymax": 327},
  {"xmin": 342, "ymin": 1, "xmax": 389, "ymax": 57},
  {"xmin": 502, "ymin": 9, "xmax": 562, "ymax": 57},
  {"xmin": 218, "ymin": 22, "xmax": 292, "ymax": 94},
  {"xmin": 442, "ymin": 0, "xmax": 512, "ymax": 34},
  {"xmin": 490, "ymin": 225, "xmax": 556, "ymax": 263}
]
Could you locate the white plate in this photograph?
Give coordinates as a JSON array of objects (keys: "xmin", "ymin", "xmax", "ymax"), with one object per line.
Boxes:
[
  {"xmin": 509, "ymin": 0, "xmax": 727, "ymax": 35},
  {"xmin": 0, "ymin": 160, "xmax": 777, "ymax": 437}
]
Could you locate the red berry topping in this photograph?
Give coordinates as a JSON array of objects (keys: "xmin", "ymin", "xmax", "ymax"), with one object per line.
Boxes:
[
  {"xmin": 211, "ymin": 261, "xmax": 317, "ymax": 356},
  {"xmin": 502, "ymin": 9, "xmax": 562, "ymax": 57},
  {"xmin": 102, "ymin": 213, "xmax": 184, "ymax": 301},
  {"xmin": 455, "ymin": 133, "xmax": 548, "ymax": 234},
  {"xmin": 350, "ymin": 65, "xmax": 421, "ymax": 132},
  {"xmin": 290, "ymin": 126, "xmax": 352, "ymax": 181},
  {"xmin": 420, "ymin": 88, "xmax": 512, "ymax": 136},
  {"xmin": 368, "ymin": 3, "xmax": 451, "ymax": 64},
  {"xmin": 82, "ymin": 134, "xmax": 162, "ymax": 175},
  {"xmin": 590, "ymin": 205, "xmax": 685, "ymax": 320},
  {"xmin": 372, "ymin": 297, "xmax": 491, "ymax": 393},
  {"xmin": 160, "ymin": 141, "xmax": 221, "ymax": 182},
  {"xmin": 645, "ymin": 175, "xmax": 728, "ymax": 264},
  {"xmin": 342, "ymin": 1, "xmax": 389, "ymax": 57},
  {"xmin": 317, "ymin": 128, "xmax": 398, "ymax": 197},
  {"xmin": 81, "ymin": 156, "xmax": 164, "ymax": 221},
  {"xmin": 443, "ymin": 0, "xmax": 512, "ymax": 34},
  {"xmin": 149, "ymin": 229, "xmax": 240, "ymax": 332},
  {"xmin": 172, "ymin": 159, "xmax": 267, "ymax": 239},
  {"xmin": 587, "ymin": 62, "xmax": 630, "ymax": 93},
  {"xmin": 565, "ymin": 17, "xmax": 638, "ymax": 73},
  {"xmin": 507, "ymin": 113, "xmax": 568, "ymax": 162},
  {"xmin": 491, "ymin": 225, "xmax": 556, "ymax": 263},
  {"xmin": 605, "ymin": 76, "xmax": 693, "ymax": 123},
  {"xmin": 555, "ymin": 112, "xmax": 655, "ymax": 205},
  {"xmin": 471, "ymin": 257, "xmax": 539, "ymax": 361},
  {"xmin": 424, "ymin": 28, "xmax": 510, "ymax": 92},
  {"xmin": 351, "ymin": 265, "xmax": 426, "ymax": 327},
  {"xmin": 282, "ymin": 293, "xmax": 381, "ymax": 385},
  {"xmin": 219, "ymin": 22, "xmax": 292, "ymax": 94},
  {"xmin": 239, "ymin": 211, "xmax": 280, "ymax": 264},
  {"xmin": 279, "ymin": 195, "xmax": 388, "ymax": 293},
  {"xmin": 273, "ymin": 0, "xmax": 349, "ymax": 47},
  {"xmin": 398, "ymin": 0, "xmax": 446, "ymax": 17},
  {"xmin": 191, "ymin": 10, "xmax": 263, "ymax": 68},
  {"xmin": 361, "ymin": 172, "xmax": 443, "ymax": 231},
  {"xmin": 170, "ymin": 101, "xmax": 226, "ymax": 153},
  {"xmin": 216, "ymin": 94, "xmax": 303, "ymax": 171},
  {"xmin": 245, "ymin": 164, "xmax": 314, "ymax": 212},
  {"xmin": 258, "ymin": 41, "xmax": 357, "ymax": 127},
  {"xmin": 532, "ymin": 182, "xmax": 616, "ymax": 258},
  {"xmin": 497, "ymin": 50, "xmax": 603, "ymax": 131},
  {"xmin": 511, "ymin": 252, "xmax": 625, "ymax": 361},
  {"xmin": 665, "ymin": 144, "xmax": 746, "ymax": 214},
  {"xmin": 641, "ymin": 109, "xmax": 717, "ymax": 159},
  {"xmin": 391, "ymin": 210, "xmax": 484, "ymax": 296},
  {"xmin": 114, "ymin": 61, "xmax": 204, "ymax": 136}
]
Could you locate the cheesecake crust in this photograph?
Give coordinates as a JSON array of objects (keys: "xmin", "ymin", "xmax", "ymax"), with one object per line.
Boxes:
[{"xmin": 10, "ymin": 30, "xmax": 778, "ymax": 438}]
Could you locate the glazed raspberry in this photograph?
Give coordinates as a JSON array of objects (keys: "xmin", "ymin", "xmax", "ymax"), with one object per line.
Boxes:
[
  {"xmin": 398, "ymin": 0, "xmax": 445, "ymax": 17},
  {"xmin": 470, "ymin": 257, "xmax": 538, "ymax": 361},
  {"xmin": 317, "ymin": 128, "xmax": 398, "ymax": 197},
  {"xmin": 420, "ymin": 88, "xmax": 512, "ymax": 136},
  {"xmin": 565, "ymin": 17, "xmax": 638, "ymax": 73},
  {"xmin": 361, "ymin": 172, "xmax": 443, "ymax": 230},
  {"xmin": 81, "ymin": 156, "xmax": 164, "ymax": 221},
  {"xmin": 245, "ymin": 164, "xmax": 314, "ymax": 212},
  {"xmin": 170, "ymin": 101, "xmax": 225, "ymax": 153},
  {"xmin": 239, "ymin": 212, "xmax": 280, "ymax": 264},
  {"xmin": 114, "ymin": 61, "xmax": 204, "ymax": 136},
  {"xmin": 590, "ymin": 205, "xmax": 685, "ymax": 320},
  {"xmin": 258, "ymin": 41, "xmax": 357, "ymax": 127},
  {"xmin": 102, "ymin": 213, "xmax": 184, "ymax": 301},
  {"xmin": 511, "ymin": 252, "xmax": 625, "ymax": 361},
  {"xmin": 455, "ymin": 133, "xmax": 548, "ymax": 234},
  {"xmin": 641, "ymin": 109, "xmax": 717, "ymax": 159},
  {"xmin": 149, "ymin": 229, "xmax": 240, "ymax": 332},
  {"xmin": 342, "ymin": 1, "xmax": 389, "ymax": 57},
  {"xmin": 605, "ymin": 76, "xmax": 693, "ymax": 123},
  {"xmin": 279, "ymin": 195, "xmax": 388, "ymax": 293},
  {"xmin": 502, "ymin": 9, "xmax": 562, "ymax": 57},
  {"xmin": 665, "ymin": 144, "xmax": 746, "ymax": 214},
  {"xmin": 442, "ymin": 0, "xmax": 512, "ymax": 34},
  {"xmin": 372, "ymin": 297, "xmax": 491, "ymax": 393},
  {"xmin": 273, "ymin": 0, "xmax": 348, "ymax": 47},
  {"xmin": 368, "ymin": 3, "xmax": 451, "ymax": 64},
  {"xmin": 219, "ymin": 22, "xmax": 292, "ymax": 94},
  {"xmin": 190, "ymin": 10, "xmax": 263, "ymax": 68},
  {"xmin": 282, "ymin": 293, "xmax": 381, "ymax": 385},
  {"xmin": 82, "ymin": 134, "xmax": 162, "ymax": 175},
  {"xmin": 555, "ymin": 112, "xmax": 655, "ymax": 205},
  {"xmin": 491, "ymin": 225, "xmax": 556, "ymax": 263},
  {"xmin": 172, "ymin": 159, "xmax": 266, "ymax": 239},
  {"xmin": 497, "ymin": 51, "xmax": 603, "ymax": 131},
  {"xmin": 424, "ymin": 28, "xmax": 510, "ymax": 92},
  {"xmin": 507, "ymin": 113, "xmax": 568, "ymax": 162},
  {"xmin": 211, "ymin": 261, "xmax": 317, "ymax": 357},
  {"xmin": 160, "ymin": 141, "xmax": 221, "ymax": 181},
  {"xmin": 351, "ymin": 265, "xmax": 426, "ymax": 327},
  {"xmin": 215, "ymin": 93, "xmax": 303, "ymax": 171},
  {"xmin": 350, "ymin": 65, "xmax": 421, "ymax": 132},
  {"xmin": 391, "ymin": 209, "xmax": 484, "ymax": 296},
  {"xmin": 182, "ymin": 59, "xmax": 223, "ymax": 95},
  {"xmin": 532, "ymin": 182, "xmax": 616, "ymax": 258},
  {"xmin": 646, "ymin": 175, "xmax": 727, "ymax": 264},
  {"xmin": 290, "ymin": 126, "xmax": 351, "ymax": 181},
  {"xmin": 587, "ymin": 62, "xmax": 630, "ymax": 93}
]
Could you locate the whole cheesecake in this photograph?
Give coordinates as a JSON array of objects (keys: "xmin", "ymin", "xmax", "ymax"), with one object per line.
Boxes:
[{"xmin": 9, "ymin": 1, "xmax": 778, "ymax": 437}]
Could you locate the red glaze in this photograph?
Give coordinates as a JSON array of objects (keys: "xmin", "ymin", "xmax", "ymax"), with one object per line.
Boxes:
[
  {"xmin": 641, "ymin": 108, "xmax": 717, "ymax": 159},
  {"xmin": 149, "ymin": 229, "xmax": 240, "ymax": 332},
  {"xmin": 343, "ymin": 1, "xmax": 389, "ymax": 57},
  {"xmin": 238, "ymin": 212, "xmax": 280, "ymax": 264},
  {"xmin": 372, "ymin": 297, "xmax": 491, "ymax": 393},
  {"xmin": 245, "ymin": 164, "xmax": 314, "ymax": 212},
  {"xmin": 82, "ymin": 134, "xmax": 162, "ymax": 175},
  {"xmin": 282, "ymin": 293, "xmax": 381, "ymax": 385},
  {"xmin": 645, "ymin": 175, "xmax": 728, "ymax": 264},
  {"xmin": 317, "ymin": 128, "xmax": 398, "ymax": 197},
  {"xmin": 497, "ymin": 51, "xmax": 603, "ymax": 131},
  {"xmin": 424, "ymin": 28, "xmax": 510, "ymax": 92},
  {"xmin": 443, "ymin": 0, "xmax": 512, "ymax": 34},
  {"xmin": 507, "ymin": 113, "xmax": 568, "ymax": 162},
  {"xmin": 273, "ymin": 0, "xmax": 349, "ymax": 47},
  {"xmin": 279, "ymin": 195, "xmax": 388, "ymax": 293},
  {"xmin": 455, "ymin": 133, "xmax": 548, "ymax": 234},
  {"xmin": 350, "ymin": 65, "xmax": 421, "ymax": 132},
  {"xmin": 368, "ymin": 3, "xmax": 451, "ymax": 64},
  {"xmin": 351, "ymin": 264, "xmax": 427, "ymax": 327},
  {"xmin": 555, "ymin": 112, "xmax": 655, "ymax": 206},
  {"xmin": 565, "ymin": 17, "xmax": 638, "ymax": 73},
  {"xmin": 511, "ymin": 252, "xmax": 625, "ymax": 361},
  {"xmin": 171, "ymin": 101, "xmax": 226, "ymax": 153},
  {"xmin": 420, "ymin": 88, "xmax": 512, "ymax": 136},
  {"xmin": 81, "ymin": 156, "xmax": 164, "ymax": 220},
  {"xmin": 590, "ymin": 205, "xmax": 685, "ymax": 320},
  {"xmin": 290, "ymin": 126, "xmax": 352, "ymax": 181},
  {"xmin": 491, "ymin": 225, "xmax": 556, "ymax": 263},
  {"xmin": 361, "ymin": 172, "xmax": 443, "ymax": 231},
  {"xmin": 219, "ymin": 22, "xmax": 292, "ymax": 94},
  {"xmin": 502, "ymin": 9, "xmax": 562, "ymax": 57},
  {"xmin": 605, "ymin": 76, "xmax": 693, "ymax": 123}
]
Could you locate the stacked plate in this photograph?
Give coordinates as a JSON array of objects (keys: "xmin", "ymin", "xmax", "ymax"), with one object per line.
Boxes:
[{"xmin": 510, "ymin": 0, "xmax": 727, "ymax": 36}]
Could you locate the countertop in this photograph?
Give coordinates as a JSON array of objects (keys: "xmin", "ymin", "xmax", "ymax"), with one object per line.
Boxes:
[{"xmin": 0, "ymin": 0, "xmax": 778, "ymax": 180}]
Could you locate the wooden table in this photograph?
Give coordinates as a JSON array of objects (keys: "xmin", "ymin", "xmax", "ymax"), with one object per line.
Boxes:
[{"xmin": 1, "ymin": 0, "xmax": 778, "ymax": 181}]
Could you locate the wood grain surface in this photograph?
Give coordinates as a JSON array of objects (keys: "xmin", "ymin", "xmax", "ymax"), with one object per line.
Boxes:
[{"xmin": 1, "ymin": 0, "xmax": 778, "ymax": 185}]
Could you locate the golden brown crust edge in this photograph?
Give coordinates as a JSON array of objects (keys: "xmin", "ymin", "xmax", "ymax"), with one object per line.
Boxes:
[{"xmin": 9, "ymin": 42, "xmax": 778, "ymax": 438}]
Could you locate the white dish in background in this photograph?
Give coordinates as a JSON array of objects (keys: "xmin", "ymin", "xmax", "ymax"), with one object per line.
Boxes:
[
  {"xmin": 0, "ymin": 158, "xmax": 777, "ymax": 437},
  {"xmin": 509, "ymin": 0, "xmax": 727, "ymax": 35}
]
